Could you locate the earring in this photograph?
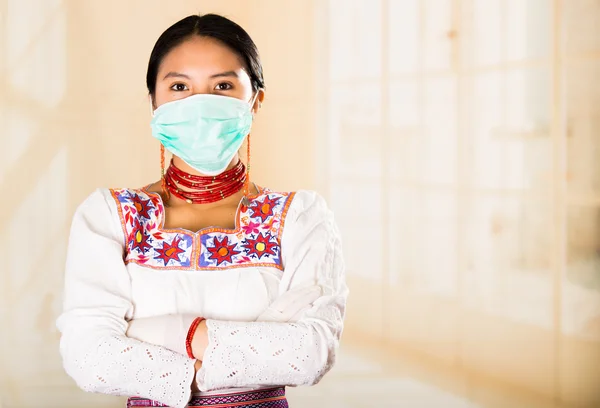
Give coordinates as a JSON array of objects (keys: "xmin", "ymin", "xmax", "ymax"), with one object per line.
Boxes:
[
  {"xmin": 241, "ymin": 134, "xmax": 252, "ymax": 207},
  {"xmin": 160, "ymin": 144, "xmax": 170, "ymax": 200}
]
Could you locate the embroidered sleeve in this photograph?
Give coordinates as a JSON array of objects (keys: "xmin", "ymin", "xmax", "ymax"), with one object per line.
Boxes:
[
  {"xmin": 55, "ymin": 189, "xmax": 196, "ymax": 408},
  {"xmin": 196, "ymin": 190, "xmax": 349, "ymax": 391}
]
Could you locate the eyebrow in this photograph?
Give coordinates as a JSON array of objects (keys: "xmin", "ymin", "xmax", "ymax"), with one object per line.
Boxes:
[
  {"xmin": 163, "ymin": 72, "xmax": 191, "ymax": 80},
  {"xmin": 209, "ymin": 71, "xmax": 239, "ymax": 79},
  {"xmin": 162, "ymin": 71, "xmax": 240, "ymax": 81}
]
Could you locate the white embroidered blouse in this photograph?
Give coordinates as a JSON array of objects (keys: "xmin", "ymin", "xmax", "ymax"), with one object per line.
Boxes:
[{"xmin": 55, "ymin": 186, "xmax": 348, "ymax": 408}]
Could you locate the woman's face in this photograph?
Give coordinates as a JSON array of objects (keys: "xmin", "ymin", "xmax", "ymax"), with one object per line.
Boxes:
[{"xmin": 152, "ymin": 36, "xmax": 263, "ymax": 111}]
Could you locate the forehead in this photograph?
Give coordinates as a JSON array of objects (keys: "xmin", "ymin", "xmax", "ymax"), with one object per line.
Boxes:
[{"xmin": 157, "ymin": 36, "xmax": 247, "ymax": 76}]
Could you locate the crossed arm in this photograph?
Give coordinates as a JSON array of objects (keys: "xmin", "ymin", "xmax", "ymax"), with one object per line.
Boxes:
[{"xmin": 126, "ymin": 284, "xmax": 323, "ymax": 391}]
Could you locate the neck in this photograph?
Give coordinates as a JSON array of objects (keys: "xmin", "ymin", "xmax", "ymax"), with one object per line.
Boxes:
[
  {"xmin": 163, "ymin": 156, "xmax": 248, "ymax": 206},
  {"xmin": 171, "ymin": 155, "xmax": 241, "ymax": 178}
]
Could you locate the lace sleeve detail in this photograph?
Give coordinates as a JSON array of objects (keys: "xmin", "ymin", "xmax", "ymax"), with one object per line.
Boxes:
[
  {"xmin": 196, "ymin": 190, "xmax": 348, "ymax": 391},
  {"xmin": 63, "ymin": 333, "xmax": 195, "ymax": 404},
  {"xmin": 55, "ymin": 189, "xmax": 195, "ymax": 408}
]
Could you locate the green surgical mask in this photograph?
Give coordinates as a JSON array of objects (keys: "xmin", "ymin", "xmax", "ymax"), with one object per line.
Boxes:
[{"xmin": 150, "ymin": 93, "xmax": 257, "ymax": 175}]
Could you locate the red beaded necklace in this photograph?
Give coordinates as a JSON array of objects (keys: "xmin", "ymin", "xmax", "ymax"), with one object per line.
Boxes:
[{"xmin": 164, "ymin": 159, "xmax": 246, "ymax": 204}]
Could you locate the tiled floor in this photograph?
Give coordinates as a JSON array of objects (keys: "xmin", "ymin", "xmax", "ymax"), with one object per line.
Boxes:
[{"xmin": 286, "ymin": 342, "xmax": 560, "ymax": 408}]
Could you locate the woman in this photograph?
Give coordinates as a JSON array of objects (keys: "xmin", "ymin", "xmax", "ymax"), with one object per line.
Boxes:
[{"xmin": 55, "ymin": 13, "xmax": 348, "ymax": 408}]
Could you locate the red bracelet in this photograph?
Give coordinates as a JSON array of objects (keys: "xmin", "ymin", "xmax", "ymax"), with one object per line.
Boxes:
[{"xmin": 185, "ymin": 317, "xmax": 205, "ymax": 359}]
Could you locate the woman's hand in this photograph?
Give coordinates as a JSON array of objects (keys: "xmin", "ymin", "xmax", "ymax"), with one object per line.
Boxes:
[{"xmin": 191, "ymin": 360, "xmax": 202, "ymax": 393}]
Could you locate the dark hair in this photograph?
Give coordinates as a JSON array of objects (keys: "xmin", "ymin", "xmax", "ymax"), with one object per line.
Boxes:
[{"xmin": 146, "ymin": 14, "xmax": 265, "ymax": 97}]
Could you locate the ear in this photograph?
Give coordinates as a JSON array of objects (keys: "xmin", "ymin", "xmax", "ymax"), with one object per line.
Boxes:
[
  {"xmin": 251, "ymin": 89, "xmax": 265, "ymax": 115},
  {"xmin": 148, "ymin": 94, "xmax": 156, "ymax": 116}
]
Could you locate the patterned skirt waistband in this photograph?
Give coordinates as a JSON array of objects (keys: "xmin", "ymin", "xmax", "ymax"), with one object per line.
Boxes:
[{"xmin": 126, "ymin": 387, "xmax": 288, "ymax": 407}]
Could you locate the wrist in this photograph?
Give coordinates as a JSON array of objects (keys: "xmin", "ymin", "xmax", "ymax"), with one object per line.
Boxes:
[
  {"xmin": 185, "ymin": 317, "xmax": 205, "ymax": 359},
  {"xmin": 191, "ymin": 319, "xmax": 209, "ymax": 360}
]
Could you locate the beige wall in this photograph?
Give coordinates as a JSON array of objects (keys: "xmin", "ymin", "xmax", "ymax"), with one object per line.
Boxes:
[{"xmin": 0, "ymin": 1, "xmax": 316, "ymax": 406}]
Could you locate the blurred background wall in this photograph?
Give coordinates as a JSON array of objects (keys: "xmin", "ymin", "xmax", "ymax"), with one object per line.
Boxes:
[{"xmin": 1, "ymin": 1, "xmax": 599, "ymax": 407}]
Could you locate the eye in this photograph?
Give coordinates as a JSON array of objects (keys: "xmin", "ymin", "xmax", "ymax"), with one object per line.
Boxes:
[
  {"xmin": 170, "ymin": 83, "xmax": 189, "ymax": 92},
  {"xmin": 214, "ymin": 82, "xmax": 233, "ymax": 91}
]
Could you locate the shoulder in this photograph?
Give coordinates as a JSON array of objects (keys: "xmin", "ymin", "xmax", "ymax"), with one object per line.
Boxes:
[
  {"xmin": 74, "ymin": 188, "xmax": 116, "ymax": 217},
  {"xmin": 258, "ymin": 188, "xmax": 332, "ymax": 226},
  {"xmin": 103, "ymin": 187, "xmax": 163, "ymax": 220},
  {"xmin": 76, "ymin": 187, "xmax": 157, "ymax": 213},
  {"xmin": 276, "ymin": 189, "xmax": 340, "ymax": 260},
  {"xmin": 106, "ymin": 186, "xmax": 159, "ymax": 206},
  {"xmin": 74, "ymin": 186, "xmax": 162, "ymax": 232},
  {"xmin": 287, "ymin": 189, "xmax": 331, "ymax": 219}
]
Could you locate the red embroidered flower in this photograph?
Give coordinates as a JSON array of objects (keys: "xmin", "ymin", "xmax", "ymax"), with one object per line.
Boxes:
[
  {"xmin": 249, "ymin": 196, "xmax": 280, "ymax": 222},
  {"xmin": 131, "ymin": 196, "xmax": 153, "ymax": 220},
  {"xmin": 243, "ymin": 232, "xmax": 278, "ymax": 260},
  {"xmin": 154, "ymin": 237, "xmax": 186, "ymax": 266},
  {"xmin": 207, "ymin": 236, "xmax": 240, "ymax": 266},
  {"xmin": 129, "ymin": 220, "xmax": 152, "ymax": 254}
]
